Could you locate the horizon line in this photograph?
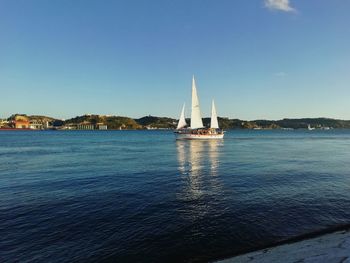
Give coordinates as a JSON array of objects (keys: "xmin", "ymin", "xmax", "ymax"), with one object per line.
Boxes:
[{"xmin": 1, "ymin": 113, "xmax": 350, "ymax": 122}]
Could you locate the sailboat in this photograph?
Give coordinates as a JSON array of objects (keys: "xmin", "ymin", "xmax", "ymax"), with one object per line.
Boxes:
[
  {"xmin": 307, "ymin": 124, "xmax": 315, "ymax": 131},
  {"xmin": 174, "ymin": 76, "xmax": 224, "ymax": 140}
]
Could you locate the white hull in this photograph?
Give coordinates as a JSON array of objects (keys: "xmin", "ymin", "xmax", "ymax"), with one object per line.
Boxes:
[{"xmin": 175, "ymin": 132, "xmax": 224, "ymax": 140}]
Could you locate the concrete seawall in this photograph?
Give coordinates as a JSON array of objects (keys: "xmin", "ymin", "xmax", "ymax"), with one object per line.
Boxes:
[{"xmin": 217, "ymin": 227, "xmax": 350, "ymax": 263}]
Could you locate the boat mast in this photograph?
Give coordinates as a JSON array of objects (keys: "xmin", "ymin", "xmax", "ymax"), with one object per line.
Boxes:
[{"xmin": 190, "ymin": 76, "xmax": 204, "ymax": 129}]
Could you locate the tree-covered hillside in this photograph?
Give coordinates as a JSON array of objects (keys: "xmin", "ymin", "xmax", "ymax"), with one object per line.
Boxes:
[
  {"xmin": 65, "ymin": 115, "xmax": 141, "ymax": 129},
  {"xmin": 4, "ymin": 113, "xmax": 350, "ymax": 130},
  {"xmin": 135, "ymin": 116, "xmax": 177, "ymax": 128}
]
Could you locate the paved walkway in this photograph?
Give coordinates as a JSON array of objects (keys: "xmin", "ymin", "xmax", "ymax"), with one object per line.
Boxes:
[{"xmin": 217, "ymin": 230, "xmax": 350, "ymax": 263}]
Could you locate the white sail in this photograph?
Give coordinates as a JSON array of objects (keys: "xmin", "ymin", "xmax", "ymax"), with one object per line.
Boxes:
[
  {"xmin": 210, "ymin": 99, "xmax": 219, "ymax": 129},
  {"xmin": 190, "ymin": 76, "xmax": 203, "ymax": 129},
  {"xmin": 176, "ymin": 103, "xmax": 187, "ymax": 129}
]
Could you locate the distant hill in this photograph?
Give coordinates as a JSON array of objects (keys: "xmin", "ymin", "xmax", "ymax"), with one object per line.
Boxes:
[
  {"xmin": 135, "ymin": 116, "xmax": 177, "ymax": 129},
  {"xmin": 28, "ymin": 115, "xmax": 56, "ymax": 122},
  {"xmin": 65, "ymin": 115, "xmax": 141, "ymax": 129},
  {"xmin": 53, "ymin": 115, "xmax": 350, "ymax": 130},
  {"xmin": 274, "ymin": 118, "xmax": 350, "ymax": 129},
  {"xmin": 188, "ymin": 117, "xmax": 350, "ymax": 129},
  {"xmin": 4, "ymin": 113, "xmax": 350, "ymax": 130},
  {"xmin": 8, "ymin": 114, "xmax": 55, "ymax": 122},
  {"xmin": 203, "ymin": 117, "xmax": 248, "ymax": 129}
]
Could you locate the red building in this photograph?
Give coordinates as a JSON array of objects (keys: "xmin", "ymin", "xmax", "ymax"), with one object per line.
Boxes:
[
  {"xmin": 9, "ymin": 115, "xmax": 30, "ymax": 129},
  {"xmin": 14, "ymin": 120, "xmax": 30, "ymax": 129}
]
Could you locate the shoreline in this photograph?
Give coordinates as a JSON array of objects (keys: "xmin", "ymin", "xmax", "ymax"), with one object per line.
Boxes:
[{"xmin": 215, "ymin": 224, "xmax": 350, "ymax": 262}]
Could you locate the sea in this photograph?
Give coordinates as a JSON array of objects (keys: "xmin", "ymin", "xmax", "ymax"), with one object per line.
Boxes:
[{"xmin": 1, "ymin": 129, "xmax": 350, "ymax": 262}]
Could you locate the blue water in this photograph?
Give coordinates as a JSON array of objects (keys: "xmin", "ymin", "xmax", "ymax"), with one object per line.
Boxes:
[{"xmin": 1, "ymin": 130, "xmax": 350, "ymax": 262}]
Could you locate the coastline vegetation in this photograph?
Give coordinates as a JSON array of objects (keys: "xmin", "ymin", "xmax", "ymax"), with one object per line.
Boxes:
[{"xmin": 2, "ymin": 114, "xmax": 350, "ymax": 130}]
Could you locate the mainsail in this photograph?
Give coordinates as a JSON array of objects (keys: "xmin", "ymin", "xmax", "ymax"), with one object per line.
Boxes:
[
  {"xmin": 190, "ymin": 76, "xmax": 204, "ymax": 129},
  {"xmin": 210, "ymin": 100, "xmax": 219, "ymax": 129},
  {"xmin": 176, "ymin": 103, "xmax": 187, "ymax": 129}
]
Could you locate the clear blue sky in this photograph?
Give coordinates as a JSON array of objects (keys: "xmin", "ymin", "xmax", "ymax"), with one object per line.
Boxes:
[{"xmin": 1, "ymin": 0, "xmax": 349, "ymax": 120}]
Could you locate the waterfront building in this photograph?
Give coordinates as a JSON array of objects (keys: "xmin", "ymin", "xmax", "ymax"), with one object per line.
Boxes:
[
  {"xmin": 11, "ymin": 115, "xmax": 30, "ymax": 129},
  {"xmin": 97, "ymin": 123, "xmax": 108, "ymax": 130},
  {"xmin": 43, "ymin": 121, "xmax": 53, "ymax": 129},
  {"xmin": 77, "ymin": 123, "xmax": 94, "ymax": 130},
  {"xmin": 0, "ymin": 119, "xmax": 9, "ymax": 128},
  {"xmin": 29, "ymin": 120, "xmax": 43, "ymax": 130}
]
